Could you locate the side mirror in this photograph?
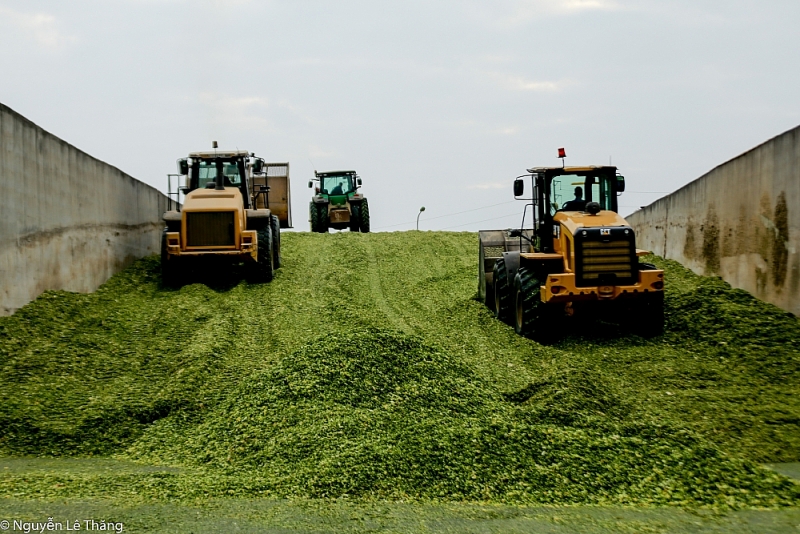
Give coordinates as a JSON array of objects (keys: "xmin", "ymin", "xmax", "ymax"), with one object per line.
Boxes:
[
  {"xmin": 308, "ymin": 181, "xmax": 313, "ymax": 188},
  {"xmin": 513, "ymin": 178, "xmax": 524, "ymax": 197},
  {"xmin": 616, "ymin": 175, "xmax": 625, "ymax": 192},
  {"xmin": 357, "ymin": 177, "xmax": 362, "ymax": 186},
  {"xmin": 177, "ymin": 159, "xmax": 188, "ymax": 175},
  {"xmin": 252, "ymin": 159, "xmax": 264, "ymax": 173}
]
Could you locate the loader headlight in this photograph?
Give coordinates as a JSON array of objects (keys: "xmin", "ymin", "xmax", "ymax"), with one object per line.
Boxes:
[{"xmin": 651, "ymin": 281, "xmax": 664, "ymax": 290}]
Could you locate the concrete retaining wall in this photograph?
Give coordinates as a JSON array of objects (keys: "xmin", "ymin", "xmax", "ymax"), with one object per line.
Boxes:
[
  {"xmin": 628, "ymin": 125, "xmax": 800, "ymax": 315},
  {"xmin": 0, "ymin": 103, "xmax": 169, "ymax": 316}
]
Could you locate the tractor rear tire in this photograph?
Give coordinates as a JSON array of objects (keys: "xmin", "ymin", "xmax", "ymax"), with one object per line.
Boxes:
[
  {"xmin": 270, "ymin": 214, "xmax": 281, "ymax": 269},
  {"xmin": 160, "ymin": 232, "xmax": 178, "ymax": 287},
  {"xmin": 493, "ymin": 257, "xmax": 512, "ymax": 324},
  {"xmin": 350, "ymin": 203, "xmax": 361, "ymax": 232},
  {"xmin": 252, "ymin": 224, "xmax": 274, "ymax": 282},
  {"xmin": 359, "ymin": 199, "xmax": 370, "ymax": 233},
  {"xmin": 514, "ymin": 266, "xmax": 555, "ymax": 343}
]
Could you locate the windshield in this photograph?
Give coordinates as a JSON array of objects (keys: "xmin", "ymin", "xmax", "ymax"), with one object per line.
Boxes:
[
  {"xmin": 549, "ymin": 173, "xmax": 616, "ymax": 215},
  {"xmin": 321, "ymin": 175, "xmax": 353, "ymax": 196},
  {"xmin": 196, "ymin": 159, "xmax": 245, "ymax": 189}
]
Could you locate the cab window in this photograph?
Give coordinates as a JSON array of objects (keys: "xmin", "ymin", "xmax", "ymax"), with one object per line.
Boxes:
[
  {"xmin": 196, "ymin": 159, "xmax": 244, "ymax": 189},
  {"xmin": 549, "ymin": 174, "xmax": 585, "ymax": 215},
  {"xmin": 587, "ymin": 175, "xmax": 614, "ymax": 211},
  {"xmin": 322, "ymin": 175, "xmax": 352, "ymax": 196}
]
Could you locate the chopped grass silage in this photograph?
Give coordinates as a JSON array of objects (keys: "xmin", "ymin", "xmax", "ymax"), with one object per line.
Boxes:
[{"xmin": 1, "ymin": 232, "xmax": 799, "ymax": 508}]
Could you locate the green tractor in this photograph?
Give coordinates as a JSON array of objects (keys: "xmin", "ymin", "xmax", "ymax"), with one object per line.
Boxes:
[{"xmin": 308, "ymin": 170, "xmax": 370, "ymax": 233}]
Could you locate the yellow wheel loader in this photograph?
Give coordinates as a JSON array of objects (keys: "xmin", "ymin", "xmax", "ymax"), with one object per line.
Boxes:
[
  {"xmin": 478, "ymin": 160, "xmax": 664, "ymax": 341},
  {"xmin": 161, "ymin": 146, "xmax": 292, "ymax": 285}
]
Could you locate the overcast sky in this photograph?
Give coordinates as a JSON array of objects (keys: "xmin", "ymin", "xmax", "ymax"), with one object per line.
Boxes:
[{"xmin": 2, "ymin": 0, "xmax": 799, "ymax": 231}]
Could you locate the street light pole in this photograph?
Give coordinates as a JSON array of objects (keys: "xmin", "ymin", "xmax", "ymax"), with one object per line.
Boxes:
[{"xmin": 416, "ymin": 206, "xmax": 426, "ymax": 231}]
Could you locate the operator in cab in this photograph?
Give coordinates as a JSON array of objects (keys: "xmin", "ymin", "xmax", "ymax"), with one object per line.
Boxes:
[{"xmin": 561, "ymin": 186, "xmax": 587, "ymax": 211}]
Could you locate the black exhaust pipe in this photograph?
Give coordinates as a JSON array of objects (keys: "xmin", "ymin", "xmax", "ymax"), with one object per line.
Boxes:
[{"xmin": 215, "ymin": 158, "xmax": 225, "ymax": 190}]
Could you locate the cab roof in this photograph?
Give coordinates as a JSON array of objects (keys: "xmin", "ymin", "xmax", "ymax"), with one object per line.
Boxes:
[
  {"xmin": 315, "ymin": 170, "xmax": 357, "ymax": 177},
  {"xmin": 189, "ymin": 150, "xmax": 250, "ymax": 159},
  {"xmin": 526, "ymin": 165, "xmax": 617, "ymax": 174}
]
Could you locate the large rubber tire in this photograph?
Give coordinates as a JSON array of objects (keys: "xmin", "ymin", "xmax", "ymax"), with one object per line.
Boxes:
[
  {"xmin": 160, "ymin": 232, "xmax": 178, "ymax": 287},
  {"xmin": 310, "ymin": 202, "xmax": 320, "ymax": 233},
  {"xmin": 514, "ymin": 266, "xmax": 555, "ymax": 343},
  {"xmin": 317, "ymin": 204, "xmax": 329, "ymax": 233},
  {"xmin": 349, "ymin": 202, "xmax": 361, "ymax": 232},
  {"xmin": 252, "ymin": 224, "xmax": 274, "ymax": 282},
  {"xmin": 631, "ymin": 292, "xmax": 664, "ymax": 337},
  {"xmin": 493, "ymin": 257, "xmax": 512, "ymax": 324},
  {"xmin": 270, "ymin": 214, "xmax": 281, "ymax": 269},
  {"xmin": 359, "ymin": 199, "xmax": 370, "ymax": 233}
]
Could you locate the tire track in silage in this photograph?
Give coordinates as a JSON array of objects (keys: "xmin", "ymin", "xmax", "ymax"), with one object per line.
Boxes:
[{"xmin": 362, "ymin": 236, "xmax": 412, "ymax": 334}]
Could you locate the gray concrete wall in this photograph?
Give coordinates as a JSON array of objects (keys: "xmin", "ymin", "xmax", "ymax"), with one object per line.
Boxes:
[
  {"xmin": 628, "ymin": 125, "xmax": 800, "ymax": 315},
  {"xmin": 0, "ymin": 103, "xmax": 169, "ymax": 316}
]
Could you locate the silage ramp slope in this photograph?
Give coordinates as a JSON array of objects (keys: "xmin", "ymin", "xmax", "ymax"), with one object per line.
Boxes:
[
  {"xmin": 1, "ymin": 231, "xmax": 799, "ymax": 507},
  {"xmin": 0, "ymin": 260, "xmax": 243, "ymax": 456},
  {"xmin": 127, "ymin": 329, "xmax": 800, "ymax": 506}
]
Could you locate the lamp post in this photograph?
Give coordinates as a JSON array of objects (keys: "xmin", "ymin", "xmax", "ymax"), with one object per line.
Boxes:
[{"xmin": 416, "ymin": 206, "xmax": 426, "ymax": 231}]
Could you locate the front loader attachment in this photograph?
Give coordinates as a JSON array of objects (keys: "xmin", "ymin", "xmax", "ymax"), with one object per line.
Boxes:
[{"xmin": 477, "ymin": 229, "xmax": 534, "ymax": 308}]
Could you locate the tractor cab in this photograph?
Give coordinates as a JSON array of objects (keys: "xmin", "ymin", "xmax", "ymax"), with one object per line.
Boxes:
[
  {"xmin": 177, "ymin": 150, "xmax": 256, "ymax": 208},
  {"xmin": 308, "ymin": 170, "xmax": 369, "ymax": 233},
  {"xmin": 515, "ymin": 166, "xmax": 626, "ymax": 254},
  {"xmin": 542, "ymin": 167, "xmax": 623, "ymax": 215},
  {"xmin": 312, "ymin": 171, "xmax": 360, "ymax": 202}
]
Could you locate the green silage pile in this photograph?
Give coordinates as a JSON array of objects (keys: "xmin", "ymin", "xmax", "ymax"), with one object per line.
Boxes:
[{"xmin": 0, "ymin": 232, "xmax": 799, "ymax": 508}]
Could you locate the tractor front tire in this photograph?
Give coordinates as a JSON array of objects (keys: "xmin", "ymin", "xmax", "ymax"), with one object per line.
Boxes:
[
  {"xmin": 350, "ymin": 203, "xmax": 362, "ymax": 232},
  {"xmin": 252, "ymin": 224, "xmax": 274, "ymax": 282},
  {"xmin": 270, "ymin": 214, "xmax": 282, "ymax": 269},
  {"xmin": 317, "ymin": 204, "xmax": 329, "ymax": 233},
  {"xmin": 493, "ymin": 257, "xmax": 512, "ymax": 324},
  {"xmin": 359, "ymin": 199, "xmax": 370, "ymax": 233},
  {"xmin": 514, "ymin": 266, "xmax": 555, "ymax": 343}
]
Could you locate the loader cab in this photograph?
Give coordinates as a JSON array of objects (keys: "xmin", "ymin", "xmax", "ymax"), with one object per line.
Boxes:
[
  {"xmin": 542, "ymin": 167, "xmax": 620, "ymax": 217},
  {"xmin": 182, "ymin": 151, "xmax": 252, "ymax": 209},
  {"xmin": 522, "ymin": 166, "xmax": 623, "ymax": 253}
]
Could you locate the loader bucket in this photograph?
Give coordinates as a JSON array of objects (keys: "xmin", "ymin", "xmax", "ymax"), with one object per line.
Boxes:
[{"xmin": 477, "ymin": 229, "xmax": 534, "ymax": 308}]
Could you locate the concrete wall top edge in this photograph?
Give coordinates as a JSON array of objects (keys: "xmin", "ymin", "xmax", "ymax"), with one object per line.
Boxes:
[
  {"xmin": 0, "ymin": 102, "xmax": 165, "ymax": 200},
  {"xmin": 639, "ymin": 123, "xmax": 800, "ymax": 212}
]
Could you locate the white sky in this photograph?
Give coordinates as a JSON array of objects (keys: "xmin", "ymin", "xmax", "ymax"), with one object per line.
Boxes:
[{"xmin": 2, "ymin": 0, "xmax": 799, "ymax": 231}]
